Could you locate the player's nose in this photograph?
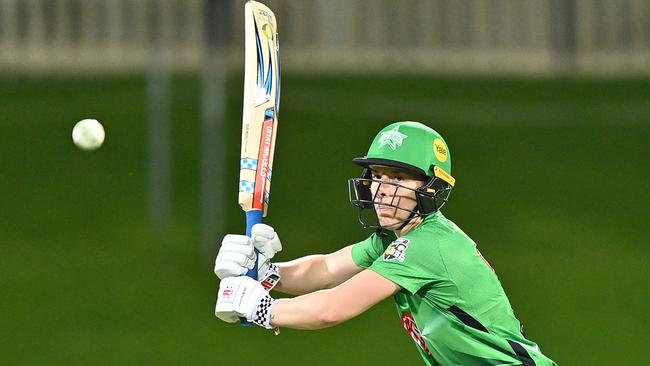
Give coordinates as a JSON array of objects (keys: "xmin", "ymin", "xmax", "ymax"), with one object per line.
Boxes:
[{"xmin": 377, "ymin": 180, "xmax": 393, "ymax": 198}]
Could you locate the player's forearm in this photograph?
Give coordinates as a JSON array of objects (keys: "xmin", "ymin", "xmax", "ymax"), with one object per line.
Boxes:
[
  {"xmin": 270, "ymin": 289, "xmax": 351, "ymax": 330},
  {"xmin": 274, "ymin": 255, "xmax": 334, "ymax": 295},
  {"xmin": 269, "ymin": 269, "xmax": 396, "ymax": 330}
]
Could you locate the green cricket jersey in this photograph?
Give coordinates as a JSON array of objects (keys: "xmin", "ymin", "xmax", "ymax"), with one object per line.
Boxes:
[{"xmin": 351, "ymin": 212, "xmax": 557, "ymax": 366}]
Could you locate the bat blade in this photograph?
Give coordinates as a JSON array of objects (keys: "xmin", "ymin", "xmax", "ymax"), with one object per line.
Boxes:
[{"xmin": 239, "ymin": 0, "xmax": 280, "ymax": 227}]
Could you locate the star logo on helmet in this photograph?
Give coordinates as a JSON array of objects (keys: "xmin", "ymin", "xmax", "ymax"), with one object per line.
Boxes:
[{"xmin": 378, "ymin": 126, "xmax": 408, "ymax": 150}]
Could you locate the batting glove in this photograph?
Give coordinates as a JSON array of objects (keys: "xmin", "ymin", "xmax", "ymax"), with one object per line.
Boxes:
[
  {"xmin": 251, "ymin": 223, "xmax": 282, "ymax": 261},
  {"xmin": 214, "ymin": 224, "xmax": 282, "ymax": 290},
  {"xmin": 251, "ymin": 224, "xmax": 282, "ymax": 290},
  {"xmin": 214, "ymin": 234, "xmax": 256, "ymax": 279},
  {"xmin": 215, "ymin": 276, "xmax": 276, "ymax": 329}
]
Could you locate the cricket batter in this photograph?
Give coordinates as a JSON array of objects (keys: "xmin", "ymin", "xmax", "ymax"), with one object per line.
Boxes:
[{"xmin": 215, "ymin": 121, "xmax": 557, "ymax": 366}]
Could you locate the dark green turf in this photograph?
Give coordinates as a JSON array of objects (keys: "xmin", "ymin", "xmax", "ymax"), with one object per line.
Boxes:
[{"xmin": 1, "ymin": 73, "xmax": 648, "ymax": 365}]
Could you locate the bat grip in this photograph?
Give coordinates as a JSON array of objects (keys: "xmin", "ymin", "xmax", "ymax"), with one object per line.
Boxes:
[{"xmin": 240, "ymin": 209, "xmax": 263, "ymax": 326}]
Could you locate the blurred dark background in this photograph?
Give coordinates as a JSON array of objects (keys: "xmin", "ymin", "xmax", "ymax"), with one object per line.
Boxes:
[{"xmin": 1, "ymin": 1, "xmax": 648, "ymax": 365}]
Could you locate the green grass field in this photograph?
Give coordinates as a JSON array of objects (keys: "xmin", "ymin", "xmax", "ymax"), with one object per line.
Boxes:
[{"xmin": 1, "ymin": 73, "xmax": 648, "ymax": 365}]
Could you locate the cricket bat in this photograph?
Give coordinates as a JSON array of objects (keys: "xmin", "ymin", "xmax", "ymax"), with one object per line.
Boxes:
[{"xmin": 239, "ymin": 0, "xmax": 281, "ymax": 316}]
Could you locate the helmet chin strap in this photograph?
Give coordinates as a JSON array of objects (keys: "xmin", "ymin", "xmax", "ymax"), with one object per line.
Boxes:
[
  {"xmin": 395, "ymin": 210, "xmax": 418, "ymax": 230},
  {"xmin": 374, "ymin": 210, "xmax": 417, "ymax": 236},
  {"xmin": 394, "ymin": 189, "xmax": 435, "ymax": 231},
  {"xmin": 380, "ymin": 196, "xmax": 428, "ymax": 232}
]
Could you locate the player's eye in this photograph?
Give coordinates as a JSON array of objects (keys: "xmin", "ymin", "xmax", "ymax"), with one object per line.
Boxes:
[{"xmin": 373, "ymin": 174, "xmax": 382, "ymax": 180}]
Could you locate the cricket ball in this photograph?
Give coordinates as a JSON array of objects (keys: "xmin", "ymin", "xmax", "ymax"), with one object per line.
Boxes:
[{"xmin": 72, "ymin": 119, "xmax": 105, "ymax": 151}]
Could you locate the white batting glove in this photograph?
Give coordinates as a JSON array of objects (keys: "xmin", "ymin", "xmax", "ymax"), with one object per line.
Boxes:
[
  {"xmin": 215, "ymin": 276, "xmax": 276, "ymax": 329},
  {"xmin": 214, "ymin": 224, "xmax": 282, "ymax": 289},
  {"xmin": 251, "ymin": 223, "xmax": 282, "ymax": 261},
  {"xmin": 214, "ymin": 234, "xmax": 256, "ymax": 279}
]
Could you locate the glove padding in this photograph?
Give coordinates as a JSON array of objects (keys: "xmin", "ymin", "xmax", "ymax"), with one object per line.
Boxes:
[
  {"xmin": 214, "ymin": 223, "xmax": 282, "ymax": 280},
  {"xmin": 214, "ymin": 234, "xmax": 256, "ymax": 279},
  {"xmin": 251, "ymin": 223, "xmax": 282, "ymax": 260},
  {"xmin": 215, "ymin": 276, "xmax": 276, "ymax": 329}
]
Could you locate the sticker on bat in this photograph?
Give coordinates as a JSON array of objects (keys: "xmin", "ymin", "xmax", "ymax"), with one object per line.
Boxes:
[{"xmin": 253, "ymin": 108, "xmax": 275, "ymax": 209}]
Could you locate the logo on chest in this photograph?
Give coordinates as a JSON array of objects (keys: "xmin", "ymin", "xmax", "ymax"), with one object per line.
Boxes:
[
  {"xmin": 383, "ymin": 238, "xmax": 410, "ymax": 262},
  {"xmin": 401, "ymin": 312, "xmax": 431, "ymax": 355}
]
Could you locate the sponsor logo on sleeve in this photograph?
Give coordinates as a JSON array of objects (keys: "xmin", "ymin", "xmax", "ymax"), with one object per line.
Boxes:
[{"xmin": 383, "ymin": 238, "xmax": 410, "ymax": 262}]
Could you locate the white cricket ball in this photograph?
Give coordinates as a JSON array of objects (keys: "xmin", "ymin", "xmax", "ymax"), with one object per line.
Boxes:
[{"xmin": 72, "ymin": 119, "xmax": 105, "ymax": 151}]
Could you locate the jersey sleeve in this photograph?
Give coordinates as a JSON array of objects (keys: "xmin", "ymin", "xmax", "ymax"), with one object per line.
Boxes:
[
  {"xmin": 351, "ymin": 233, "xmax": 388, "ymax": 269},
  {"xmin": 367, "ymin": 234, "xmax": 448, "ymax": 295}
]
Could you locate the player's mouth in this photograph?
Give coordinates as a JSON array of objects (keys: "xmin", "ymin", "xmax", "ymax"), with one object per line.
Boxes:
[{"xmin": 375, "ymin": 202, "xmax": 397, "ymax": 215}]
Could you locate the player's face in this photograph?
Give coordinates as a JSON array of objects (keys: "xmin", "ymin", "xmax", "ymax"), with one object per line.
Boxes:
[{"xmin": 369, "ymin": 166, "xmax": 425, "ymax": 229}]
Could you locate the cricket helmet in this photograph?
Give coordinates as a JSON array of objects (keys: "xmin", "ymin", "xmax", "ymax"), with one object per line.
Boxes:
[{"xmin": 348, "ymin": 121, "xmax": 456, "ymax": 229}]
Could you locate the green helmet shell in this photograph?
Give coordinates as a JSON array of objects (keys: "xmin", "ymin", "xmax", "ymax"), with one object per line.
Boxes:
[{"xmin": 353, "ymin": 121, "xmax": 455, "ymax": 186}]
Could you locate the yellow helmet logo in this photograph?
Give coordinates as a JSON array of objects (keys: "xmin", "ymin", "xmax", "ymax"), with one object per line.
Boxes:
[{"xmin": 433, "ymin": 138, "xmax": 448, "ymax": 163}]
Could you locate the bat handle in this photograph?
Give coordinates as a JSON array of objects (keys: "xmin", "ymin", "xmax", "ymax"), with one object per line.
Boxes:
[
  {"xmin": 245, "ymin": 209, "xmax": 263, "ymax": 278},
  {"xmin": 240, "ymin": 209, "xmax": 263, "ymax": 326}
]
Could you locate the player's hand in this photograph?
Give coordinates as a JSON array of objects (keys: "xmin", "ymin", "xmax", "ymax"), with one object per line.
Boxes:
[
  {"xmin": 215, "ymin": 276, "xmax": 275, "ymax": 329},
  {"xmin": 251, "ymin": 224, "xmax": 283, "ymax": 290},
  {"xmin": 251, "ymin": 223, "xmax": 282, "ymax": 260},
  {"xmin": 214, "ymin": 234, "xmax": 256, "ymax": 279},
  {"xmin": 214, "ymin": 224, "xmax": 282, "ymax": 281}
]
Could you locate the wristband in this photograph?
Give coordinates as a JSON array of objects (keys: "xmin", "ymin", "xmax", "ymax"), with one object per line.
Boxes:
[
  {"xmin": 259, "ymin": 263, "xmax": 281, "ymax": 290},
  {"xmin": 253, "ymin": 294, "xmax": 275, "ymax": 329}
]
